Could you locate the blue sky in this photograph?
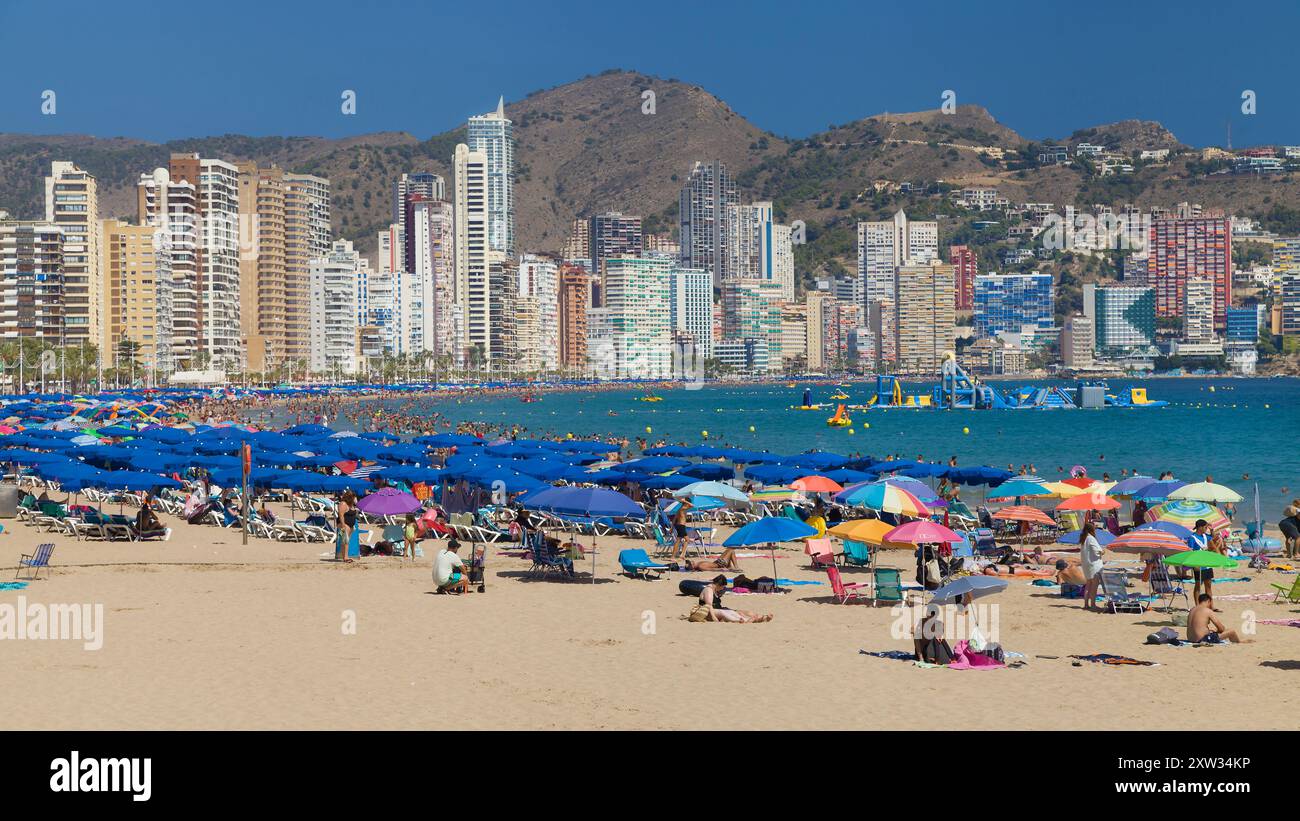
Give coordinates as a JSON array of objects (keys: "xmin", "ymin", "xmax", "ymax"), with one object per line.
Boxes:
[{"xmin": 0, "ymin": 0, "xmax": 1294, "ymax": 147}]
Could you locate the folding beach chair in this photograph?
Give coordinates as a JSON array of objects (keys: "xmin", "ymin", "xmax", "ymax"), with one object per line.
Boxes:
[
  {"xmin": 618, "ymin": 548, "xmax": 669, "ymax": 580},
  {"xmin": 1271, "ymin": 576, "xmax": 1300, "ymax": 605},
  {"xmin": 872, "ymin": 567, "xmax": 904, "ymax": 606},
  {"xmin": 1148, "ymin": 558, "xmax": 1189, "ymax": 613},
  {"xmin": 803, "ymin": 537, "xmax": 837, "ymax": 568},
  {"xmin": 825, "ymin": 564, "xmax": 868, "ymax": 604},
  {"xmin": 16, "ymin": 542, "xmax": 55, "ymax": 580},
  {"xmin": 840, "ymin": 539, "xmax": 873, "ymax": 568},
  {"xmin": 1099, "ymin": 570, "xmax": 1145, "ymax": 614}
]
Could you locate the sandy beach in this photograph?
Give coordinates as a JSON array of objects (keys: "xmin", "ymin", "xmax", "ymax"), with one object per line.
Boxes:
[{"xmin": 3, "ymin": 506, "xmax": 1297, "ymax": 731}]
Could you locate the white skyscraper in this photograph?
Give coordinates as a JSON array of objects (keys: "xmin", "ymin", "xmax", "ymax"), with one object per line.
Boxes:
[
  {"xmin": 857, "ymin": 210, "xmax": 938, "ymax": 363},
  {"xmin": 679, "ymin": 160, "xmax": 738, "ymax": 285},
  {"xmin": 466, "ymin": 97, "xmax": 514, "ymax": 256},
  {"xmin": 309, "ymin": 239, "xmax": 371, "ymax": 375},
  {"xmin": 727, "ymin": 201, "xmax": 796, "ymax": 301},
  {"xmin": 137, "ymin": 168, "xmax": 198, "ymax": 369},
  {"xmin": 44, "ymin": 162, "xmax": 100, "ymax": 351},
  {"xmin": 454, "ymin": 143, "xmax": 490, "ymax": 366},
  {"xmin": 518, "ymin": 254, "xmax": 560, "ymax": 371},
  {"xmin": 406, "ymin": 196, "xmax": 455, "ymax": 358},
  {"xmin": 671, "ymin": 267, "xmax": 713, "ymax": 360}
]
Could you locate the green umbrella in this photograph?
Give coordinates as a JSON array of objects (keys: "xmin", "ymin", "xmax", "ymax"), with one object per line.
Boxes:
[{"xmin": 1164, "ymin": 551, "xmax": 1237, "ymax": 569}]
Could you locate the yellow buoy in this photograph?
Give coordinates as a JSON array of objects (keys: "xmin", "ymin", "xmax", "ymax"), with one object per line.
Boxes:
[
  {"xmin": 963, "ymin": 427, "xmax": 970, "ymax": 435},
  {"xmin": 749, "ymin": 425, "xmax": 755, "ymax": 432},
  {"xmin": 701, "ymin": 430, "xmax": 709, "ymax": 438},
  {"xmin": 645, "ymin": 426, "xmax": 652, "ymax": 433},
  {"xmin": 848, "ymin": 429, "xmax": 855, "ymax": 435},
  {"xmin": 864, "ymin": 422, "xmax": 870, "ymax": 429}
]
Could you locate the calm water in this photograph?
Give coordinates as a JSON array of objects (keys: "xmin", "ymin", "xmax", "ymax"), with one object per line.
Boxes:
[{"xmin": 375, "ymin": 376, "xmax": 1299, "ymax": 524}]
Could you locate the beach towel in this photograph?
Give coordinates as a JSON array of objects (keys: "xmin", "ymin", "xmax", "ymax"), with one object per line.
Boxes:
[
  {"xmin": 859, "ymin": 649, "xmax": 916, "ymax": 661},
  {"xmin": 0, "ymin": 581, "xmax": 29, "ymax": 591},
  {"xmin": 1069, "ymin": 653, "xmax": 1158, "ymax": 666},
  {"xmin": 948, "ymin": 640, "xmax": 1005, "ymax": 670},
  {"xmin": 1258, "ymin": 619, "xmax": 1300, "ymax": 628},
  {"xmin": 1215, "ymin": 592, "xmax": 1278, "ymax": 602}
]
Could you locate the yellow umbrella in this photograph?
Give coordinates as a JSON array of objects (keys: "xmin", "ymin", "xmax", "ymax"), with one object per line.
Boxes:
[
  {"xmin": 1043, "ymin": 480, "xmax": 1114, "ymax": 499},
  {"xmin": 828, "ymin": 518, "xmax": 909, "ymax": 547}
]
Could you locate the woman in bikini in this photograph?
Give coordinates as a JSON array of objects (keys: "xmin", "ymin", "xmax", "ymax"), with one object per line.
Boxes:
[
  {"xmin": 698, "ymin": 575, "xmax": 773, "ymax": 623},
  {"xmin": 686, "ymin": 548, "xmax": 741, "ymax": 571}
]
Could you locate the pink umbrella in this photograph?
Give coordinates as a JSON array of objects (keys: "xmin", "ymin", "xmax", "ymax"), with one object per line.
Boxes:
[
  {"xmin": 357, "ymin": 487, "xmax": 421, "ymax": 516},
  {"xmin": 882, "ymin": 520, "xmax": 962, "ymax": 545}
]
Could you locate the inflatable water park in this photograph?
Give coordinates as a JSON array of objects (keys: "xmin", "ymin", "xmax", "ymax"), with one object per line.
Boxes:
[{"xmin": 797, "ymin": 354, "xmax": 1168, "ymax": 412}]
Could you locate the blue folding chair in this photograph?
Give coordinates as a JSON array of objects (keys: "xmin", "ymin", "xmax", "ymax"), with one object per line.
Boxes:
[{"xmin": 17, "ymin": 542, "xmax": 55, "ymax": 580}]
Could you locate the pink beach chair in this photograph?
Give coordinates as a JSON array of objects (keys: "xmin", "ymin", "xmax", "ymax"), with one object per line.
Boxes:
[{"xmin": 825, "ymin": 564, "xmax": 868, "ymax": 604}]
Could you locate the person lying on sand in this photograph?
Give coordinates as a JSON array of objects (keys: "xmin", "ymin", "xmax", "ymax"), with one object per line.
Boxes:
[
  {"xmin": 685, "ymin": 548, "xmax": 740, "ymax": 571},
  {"xmin": 1188, "ymin": 595, "xmax": 1251, "ymax": 644},
  {"xmin": 1053, "ymin": 559, "xmax": 1086, "ymax": 586},
  {"xmin": 697, "ymin": 575, "xmax": 772, "ymax": 623}
]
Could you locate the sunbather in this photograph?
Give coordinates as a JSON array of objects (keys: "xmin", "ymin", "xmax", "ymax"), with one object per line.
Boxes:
[
  {"xmin": 696, "ymin": 575, "xmax": 772, "ymax": 623},
  {"xmin": 1187, "ymin": 595, "xmax": 1252, "ymax": 644},
  {"xmin": 685, "ymin": 547, "xmax": 740, "ymax": 571}
]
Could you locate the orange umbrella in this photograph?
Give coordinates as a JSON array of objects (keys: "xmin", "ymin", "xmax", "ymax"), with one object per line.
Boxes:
[
  {"xmin": 1056, "ymin": 494, "xmax": 1120, "ymax": 512},
  {"xmin": 992, "ymin": 505, "xmax": 1056, "ymax": 526},
  {"xmin": 791, "ymin": 475, "xmax": 843, "ymax": 493},
  {"xmin": 1060, "ymin": 476, "xmax": 1096, "ymax": 488}
]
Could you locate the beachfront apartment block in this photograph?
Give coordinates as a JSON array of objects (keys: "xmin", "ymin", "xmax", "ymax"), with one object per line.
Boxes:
[
  {"xmin": 600, "ymin": 256, "xmax": 674, "ymax": 378},
  {"xmin": 167, "ymin": 154, "xmax": 242, "ymax": 370},
  {"xmin": 0, "ymin": 214, "xmax": 65, "ymax": 343},
  {"xmin": 103, "ymin": 219, "xmax": 171, "ymax": 376},
  {"xmin": 44, "ymin": 162, "xmax": 100, "ymax": 351},
  {"xmin": 679, "ymin": 160, "xmax": 738, "ymax": 286},
  {"xmin": 308, "ymin": 239, "xmax": 371, "ymax": 375},
  {"xmin": 894, "ymin": 260, "xmax": 956, "ymax": 374},
  {"xmin": 1148, "ymin": 214, "xmax": 1231, "ymax": 329},
  {"xmin": 588, "ymin": 212, "xmax": 643, "ymax": 288},
  {"xmin": 405, "ymin": 195, "xmax": 456, "ymax": 360},
  {"xmin": 518, "ymin": 254, "xmax": 560, "ymax": 371},
  {"xmin": 282, "ymin": 172, "xmax": 331, "ymax": 366},
  {"xmin": 1061, "ymin": 314, "xmax": 1095, "ymax": 369},
  {"xmin": 454, "ymin": 143, "xmax": 491, "ymax": 367},
  {"xmin": 727, "ymin": 202, "xmax": 796, "ymax": 301},
  {"xmin": 558, "ymin": 263, "xmax": 590, "ymax": 370},
  {"xmin": 857, "ymin": 210, "xmax": 939, "ymax": 364},
  {"xmin": 137, "ymin": 169, "xmax": 198, "ymax": 369},
  {"xmin": 237, "ymin": 162, "xmax": 288, "ymax": 373},
  {"xmin": 973, "ymin": 272, "xmax": 1055, "ymax": 339},
  {"xmin": 670, "ymin": 267, "xmax": 712, "ymax": 361},
  {"xmin": 949, "ymin": 244, "xmax": 977, "ymax": 311},
  {"xmin": 720, "ymin": 278, "xmax": 785, "ymax": 374},
  {"xmin": 1083, "ymin": 283, "xmax": 1156, "ymax": 357}
]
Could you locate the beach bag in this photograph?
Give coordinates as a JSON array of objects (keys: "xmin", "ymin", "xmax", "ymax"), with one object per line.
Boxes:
[
  {"xmin": 687, "ymin": 605, "xmax": 710, "ymax": 623},
  {"xmin": 1146, "ymin": 627, "xmax": 1179, "ymax": 645}
]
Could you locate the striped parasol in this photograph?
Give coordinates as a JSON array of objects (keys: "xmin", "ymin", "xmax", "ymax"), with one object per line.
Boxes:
[
  {"xmin": 837, "ymin": 481, "xmax": 931, "ymax": 517},
  {"xmin": 1148, "ymin": 499, "xmax": 1231, "ymax": 533},
  {"xmin": 1109, "ymin": 528, "xmax": 1189, "ymax": 557},
  {"xmin": 992, "ymin": 505, "xmax": 1057, "ymax": 526},
  {"xmin": 1044, "ymin": 480, "xmax": 1115, "ymax": 499}
]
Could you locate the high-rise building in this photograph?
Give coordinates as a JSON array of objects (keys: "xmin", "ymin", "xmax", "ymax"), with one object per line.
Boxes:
[
  {"xmin": 973, "ymin": 272, "xmax": 1055, "ymax": 339},
  {"xmin": 103, "ymin": 219, "xmax": 171, "ymax": 378},
  {"xmin": 282, "ymin": 172, "xmax": 331, "ymax": 366},
  {"xmin": 857, "ymin": 210, "xmax": 939, "ymax": 361},
  {"xmin": 558, "ymin": 263, "xmax": 590, "ymax": 370},
  {"xmin": 670, "ymin": 267, "xmax": 712, "ymax": 362},
  {"xmin": 1225, "ymin": 305, "xmax": 1263, "ymax": 343},
  {"xmin": 466, "ymin": 97, "xmax": 514, "ymax": 256},
  {"xmin": 44, "ymin": 162, "xmax": 100, "ymax": 351},
  {"xmin": 728, "ymin": 202, "xmax": 795, "ymax": 300},
  {"xmin": 518, "ymin": 254, "xmax": 559, "ymax": 371},
  {"xmin": 167, "ymin": 154, "xmax": 241, "ymax": 369},
  {"xmin": 454, "ymin": 143, "xmax": 490, "ymax": 366},
  {"xmin": 308, "ymin": 239, "xmax": 370, "ymax": 375},
  {"xmin": 1083, "ymin": 284, "xmax": 1156, "ymax": 357},
  {"xmin": 780, "ymin": 303, "xmax": 808, "ymax": 369},
  {"xmin": 487, "ymin": 253, "xmax": 518, "ymax": 369},
  {"xmin": 588, "ymin": 212, "xmax": 642, "ymax": 299},
  {"xmin": 0, "ymin": 213, "xmax": 64, "ymax": 343},
  {"xmin": 1182, "ymin": 276, "xmax": 1217, "ymax": 342},
  {"xmin": 603, "ymin": 257, "xmax": 674, "ymax": 378},
  {"xmin": 236, "ymin": 162, "xmax": 286, "ymax": 373},
  {"xmin": 1148, "ymin": 215, "xmax": 1231, "ymax": 328},
  {"xmin": 894, "ymin": 261, "xmax": 955, "ymax": 374},
  {"xmin": 393, "ymin": 173, "xmax": 445, "ymax": 232},
  {"xmin": 949, "ymin": 244, "xmax": 977, "ymax": 311},
  {"xmin": 137, "ymin": 168, "xmax": 199, "ymax": 369},
  {"xmin": 560, "ymin": 218, "xmax": 590, "ymax": 260},
  {"xmin": 373, "ymin": 224, "xmax": 404, "ymax": 355},
  {"xmin": 720, "ymin": 279, "xmax": 785, "ymax": 373},
  {"xmin": 1061, "ymin": 314, "xmax": 1094, "ymax": 369},
  {"xmin": 805, "ymin": 292, "xmax": 830, "ymax": 370},
  {"xmin": 679, "ymin": 160, "xmax": 738, "ymax": 284},
  {"xmin": 404, "ymin": 195, "xmax": 455, "ymax": 358}
]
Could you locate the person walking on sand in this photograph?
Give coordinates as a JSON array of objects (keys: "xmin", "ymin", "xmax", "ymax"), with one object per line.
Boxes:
[
  {"xmin": 1079, "ymin": 520, "xmax": 1105, "ymax": 611},
  {"xmin": 671, "ymin": 497, "xmax": 693, "ymax": 562},
  {"xmin": 335, "ymin": 489, "xmax": 357, "ymax": 562},
  {"xmin": 1186, "ymin": 519, "xmax": 1222, "ymax": 604}
]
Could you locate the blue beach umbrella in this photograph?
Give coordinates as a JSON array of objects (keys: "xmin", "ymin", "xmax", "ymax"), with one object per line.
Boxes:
[
  {"xmin": 1131, "ymin": 480, "xmax": 1187, "ymax": 502},
  {"xmin": 677, "ymin": 463, "xmax": 735, "ymax": 481},
  {"xmin": 1056, "ymin": 528, "xmax": 1116, "ymax": 546},
  {"xmin": 523, "ymin": 485, "xmax": 646, "ymax": 582},
  {"xmin": 723, "ymin": 515, "xmax": 819, "ymax": 580}
]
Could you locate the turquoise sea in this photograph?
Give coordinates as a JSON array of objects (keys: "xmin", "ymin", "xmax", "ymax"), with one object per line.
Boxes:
[{"xmin": 377, "ymin": 376, "xmax": 1299, "ymax": 525}]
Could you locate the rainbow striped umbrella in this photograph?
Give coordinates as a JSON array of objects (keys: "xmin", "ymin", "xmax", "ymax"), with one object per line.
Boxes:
[
  {"xmin": 1148, "ymin": 500, "xmax": 1230, "ymax": 533},
  {"xmin": 992, "ymin": 505, "xmax": 1056, "ymax": 526},
  {"xmin": 1109, "ymin": 528, "xmax": 1189, "ymax": 557},
  {"xmin": 836, "ymin": 481, "xmax": 930, "ymax": 516}
]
